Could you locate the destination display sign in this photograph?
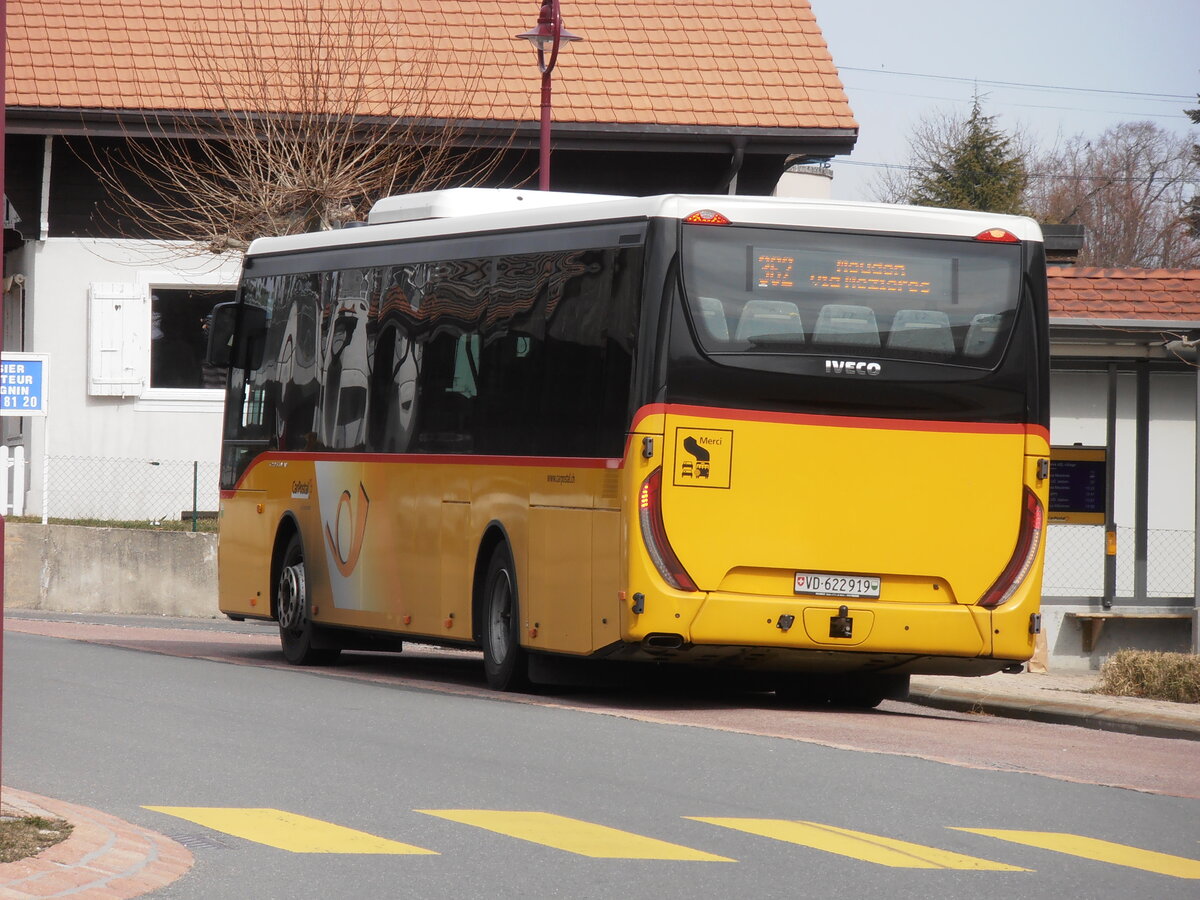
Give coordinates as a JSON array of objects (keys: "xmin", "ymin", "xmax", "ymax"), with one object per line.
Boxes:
[
  {"xmin": 750, "ymin": 248, "xmax": 951, "ymax": 300},
  {"xmin": 1049, "ymin": 446, "xmax": 1107, "ymax": 525}
]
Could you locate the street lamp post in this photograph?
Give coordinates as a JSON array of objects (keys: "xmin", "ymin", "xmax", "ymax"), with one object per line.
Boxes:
[{"xmin": 515, "ymin": 1, "xmax": 582, "ymax": 191}]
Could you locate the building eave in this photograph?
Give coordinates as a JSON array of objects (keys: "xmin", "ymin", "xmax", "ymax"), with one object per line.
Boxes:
[{"xmin": 5, "ymin": 106, "xmax": 858, "ymax": 157}]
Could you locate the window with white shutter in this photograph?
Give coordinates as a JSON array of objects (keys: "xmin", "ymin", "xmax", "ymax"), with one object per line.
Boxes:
[{"xmin": 88, "ymin": 282, "xmax": 149, "ymax": 396}]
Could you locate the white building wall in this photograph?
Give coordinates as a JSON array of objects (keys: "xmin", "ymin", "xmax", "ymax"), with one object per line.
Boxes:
[
  {"xmin": 1044, "ymin": 368, "xmax": 1196, "ymax": 668},
  {"xmin": 772, "ymin": 166, "xmax": 834, "ymax": 199},
  {"xmin": 14, "ymin": 238, "xmax": 241, "ymax": 519}
]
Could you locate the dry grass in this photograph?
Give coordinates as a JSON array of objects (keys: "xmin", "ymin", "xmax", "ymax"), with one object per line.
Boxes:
[
  {"xmin": 9, "ymin": 516, "xmax": 218, "ymax": 533},
  {"xmin": 1096, "ymin": 650, "xmax": 1200, "ymax": 704},
  {"xmin": 0, "ymin": 815, "xmax": 73, "ymax": 863}
]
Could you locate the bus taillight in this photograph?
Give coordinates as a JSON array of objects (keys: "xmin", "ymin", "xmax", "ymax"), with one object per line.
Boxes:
[
  {"xmin": 638, "ymin": 467, "xmax": 698, "ymax": 592},
  {"xmin": 974, "ymin": 228, "xmax": 1019, "ymax": 243},
  {"xmin": 978, "ymin": 486, "xmax": 1044, "ymax": 608},
  {"xmin": 684, "ymin": 209, "xmax": 731, "ymax": 225}
]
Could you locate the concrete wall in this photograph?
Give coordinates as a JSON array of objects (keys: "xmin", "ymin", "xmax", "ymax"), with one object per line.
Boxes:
[{"xmin": 4, "ymin": 522, "xmax": 218, "ymax": 618}]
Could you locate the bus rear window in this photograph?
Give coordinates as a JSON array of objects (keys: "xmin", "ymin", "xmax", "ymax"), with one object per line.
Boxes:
[{"xmin": 682, "ymin": 227, "xmax": 1022, "ymax": 369}]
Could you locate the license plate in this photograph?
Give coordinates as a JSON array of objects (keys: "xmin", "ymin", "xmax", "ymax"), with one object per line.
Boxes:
[{"xmin": 794, "ymin": 572, "xmax": 881, "ymax": 599}]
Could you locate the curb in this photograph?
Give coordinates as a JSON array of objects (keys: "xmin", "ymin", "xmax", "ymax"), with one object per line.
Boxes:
[
  {"xmin": 907, "ymin": 685, "xmax": 1200, "ymax": 742},
  {"xmin": 0, "ymin": 788, "xmax": 193, "ymax": 899}
]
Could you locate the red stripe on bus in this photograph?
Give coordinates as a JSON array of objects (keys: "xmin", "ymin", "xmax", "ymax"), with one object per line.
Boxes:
[
  {"xmin": 226, "ymin": 451, "xmax": 622, "ymax": 493},
  {"xmin": 629, "ymin": 402, "xmax": 1049, "ymax": 442}
]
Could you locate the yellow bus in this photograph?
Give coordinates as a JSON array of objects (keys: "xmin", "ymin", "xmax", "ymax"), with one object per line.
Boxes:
[{"xmin": 209, "ymin": 189, "xmax": 1049, "ymax": 706}]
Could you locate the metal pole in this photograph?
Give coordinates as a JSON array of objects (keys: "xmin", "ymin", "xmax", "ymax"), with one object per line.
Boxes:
[
  {"xmin": 1194, "ymin": 361, "xmax": 1199, "ymax": 653},
  {"xmin": 1, "ymin": 0, "xmax": 9, "ymax": 796},
  {"xmin": 1134, "ymin": 361, "xmax": 1150, "ymax": 602},
  {"xmin": 192, "ymin": 461, "xmax": 199, "ymax": 532},
  {"xmin": 537, "ymin": 0, "xmax": 564, "ymax": 191},
  {"xmin": 41, "ymin": 419, "xmax": 48, "ymax": 525},
  {"xmin": 538, "ymin": 67, "xmax": 553, "ymax": 191},
  {"xmin": 1104, "ymin": 364, "xmax": 1117, "ymax": 609}
]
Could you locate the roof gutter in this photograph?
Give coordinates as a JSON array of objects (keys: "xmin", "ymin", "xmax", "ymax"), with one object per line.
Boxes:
[
  {"xmin": 716, "ymin": 138, "xmax": 746, "ymax": 194},
  {"xmin": 5, "ymin": 107, "xmax": 859, "ymax": 155}
]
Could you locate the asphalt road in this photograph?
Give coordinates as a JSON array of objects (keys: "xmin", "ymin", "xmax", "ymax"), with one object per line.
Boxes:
[{"xmin": 3, "ymin": 619, "xmax": 1199, "ymax": 898}]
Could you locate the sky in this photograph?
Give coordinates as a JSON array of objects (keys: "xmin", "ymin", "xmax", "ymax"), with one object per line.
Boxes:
[{"xmin": 807, "ymin": 0, "xmax": 1199, "ymax": 201}]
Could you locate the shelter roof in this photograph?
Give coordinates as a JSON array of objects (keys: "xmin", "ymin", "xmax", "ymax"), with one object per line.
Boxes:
[
  {"xmin": 6, "ymin": 1, "xmax": 857, "ymax": 135},
  {"xmin": 1049, "ymin": 267, "xmax": 1200, "ymax": 325}
]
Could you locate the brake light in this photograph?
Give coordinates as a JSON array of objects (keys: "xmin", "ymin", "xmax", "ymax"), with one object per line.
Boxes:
[
  {"xmin": 978, "ymin": 486, "xmax": 1044, "ymax": 608},
  {"xmin": 684, "ymin": 209, "xmax": 731, "ymax": 226},
  {"xmin": 638, "ymin": 467, "xmax": 698, "ymax": 591},
  {"xmin": 974, "ymin": 228, "xmax": 1019, "ymax": 243}
]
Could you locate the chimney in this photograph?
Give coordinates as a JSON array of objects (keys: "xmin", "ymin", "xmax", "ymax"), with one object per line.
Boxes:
[{"xmin": 1041, "ymin": 224, "xmax": 1085, "ymax": 267}]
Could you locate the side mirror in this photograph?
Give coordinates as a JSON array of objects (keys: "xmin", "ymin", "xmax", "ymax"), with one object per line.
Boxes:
[{"xmin": 206, "ymin": 302, "xmax": 267, "ymax": 370}]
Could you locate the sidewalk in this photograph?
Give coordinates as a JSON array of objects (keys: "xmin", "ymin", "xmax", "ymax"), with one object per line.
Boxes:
[
  {"xmin": 909, "ymin": 669, "xmax": 1200, "ymax": 742},
  {"xmin": 0, "ymin": 788, "xmax": 192, "ymax": 899}
]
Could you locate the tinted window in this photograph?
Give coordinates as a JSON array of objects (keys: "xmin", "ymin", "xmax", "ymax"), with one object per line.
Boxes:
[{"xmin": 221, "ymin": 238, "xmax": 642, "ymax": 480}]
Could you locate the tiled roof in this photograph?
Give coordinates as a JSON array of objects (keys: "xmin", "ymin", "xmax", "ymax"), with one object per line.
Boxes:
[
  {"xmin": 6, "ymin": 1, "xmax": 857, "ymax": 132},
  {"xmin": 1048, "ymin": 267, "xmax": 1200, "ymax": 323}
]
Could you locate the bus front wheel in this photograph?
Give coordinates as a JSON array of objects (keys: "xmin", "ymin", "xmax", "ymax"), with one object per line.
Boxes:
[
  {"xmin": 481, "ymin": 543, "xmax": 530, "ymax": 692},
  {"xmin": 277, "ymin": 533, "xmax": 341, "ymax": 666}
]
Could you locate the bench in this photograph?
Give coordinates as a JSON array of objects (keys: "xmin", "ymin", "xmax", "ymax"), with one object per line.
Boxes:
[{"xmin": 1064, "ymin": 612, "xmax": 1193, "ymax": 652}]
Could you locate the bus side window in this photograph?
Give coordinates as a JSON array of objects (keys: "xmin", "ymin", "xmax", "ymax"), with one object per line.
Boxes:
[{"xmin": 414, "ymin": 331, "xmax": 475, "ymax": 452}]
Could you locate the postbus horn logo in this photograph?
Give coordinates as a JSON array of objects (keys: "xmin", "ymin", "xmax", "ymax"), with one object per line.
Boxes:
[{"xmin": 325, "ymin": 483, "xmax": 370, "ymax": 577}]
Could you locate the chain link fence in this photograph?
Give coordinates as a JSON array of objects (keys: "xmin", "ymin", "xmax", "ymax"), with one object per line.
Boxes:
[
  {"xmin": 1044, "ymin": 524, "xmax": 1195, "ymax": 598},
  {"xmin": 41, "ymin": 456, "xmax": 221, "ymax": 522},
  {"xmin": 21, "ymin": 459, "xmax": 1200, "ymax": 599}
]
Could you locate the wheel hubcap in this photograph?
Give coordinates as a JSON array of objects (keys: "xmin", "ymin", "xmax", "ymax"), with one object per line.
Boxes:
[
  {"xmin": 278, "ymin": 562, "xmax": 305, "ymax": 631},
  {"xmin": 487, "ymin": 569, "xmax": 512, "ymax": 663}
]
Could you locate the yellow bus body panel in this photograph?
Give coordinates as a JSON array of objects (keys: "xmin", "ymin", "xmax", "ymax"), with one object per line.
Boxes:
[
  {"xmin": 622, "ymin": 408, "xmax": 1046, "ymax": 665},
  {"xmin": 220, "ymin": 407, "xmax": 1045, "ymax": 670},
  {"xmin": 218, "ymin": 454, "xmax": 624, "ymax": 656}
]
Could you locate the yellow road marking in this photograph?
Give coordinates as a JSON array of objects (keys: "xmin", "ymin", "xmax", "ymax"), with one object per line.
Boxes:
[
  {"xmin": 690, "ymin": 819, "xmax": 1026, "ymax": 870},
  {"xmin": 955, "ymin": 829, "xmax": 1200, "ymax": 879},
  {"xmin": 416, "ymin": 810, "xmax": 732, "ymax": 860},
  {"xmin": 144, "ymin": 807, "xmax": 437, "ymax": 855}
]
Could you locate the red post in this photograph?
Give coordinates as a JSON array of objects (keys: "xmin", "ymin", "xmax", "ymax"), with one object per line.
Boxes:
[
  {"xmin": 517, "ymin": 0, "xmax": 579, "ymax": 192},
  {"xmin": 1, "ymin": 0, "xmax": 9, "ymax": 796},
  {"xmin": 538, "ymin": 68, "xmax": 553, "ymax": 191}
]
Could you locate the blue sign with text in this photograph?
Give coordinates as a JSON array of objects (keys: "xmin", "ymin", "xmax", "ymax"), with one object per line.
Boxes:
[{"xmin": 0, "ymin": 355, "xmax": 48, "ymax": 416}]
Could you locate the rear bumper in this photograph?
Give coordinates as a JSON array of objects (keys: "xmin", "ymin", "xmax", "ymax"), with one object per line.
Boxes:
[
  {"xmin": 690, "ymin": 592, "xmax": 990, "ymax": 656},
  {"xmin": 601, "ymin": 639, "xmax": 1020, "ymax": 677},
  {"xmin": 618, "ymin": 588, "xmax": 1036, "ymax": 674}
]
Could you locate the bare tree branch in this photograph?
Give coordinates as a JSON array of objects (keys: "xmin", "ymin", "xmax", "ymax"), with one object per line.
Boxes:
[
  {"xmin": 84, "ymin": 0, "xmax": 519, "ymax": 256},
  {"xmin": 1026, "ymin": 122, "xmax": 1200, "ymax": 268}
]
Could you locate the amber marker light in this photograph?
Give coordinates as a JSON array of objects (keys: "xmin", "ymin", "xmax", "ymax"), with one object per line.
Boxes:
[
  {"xmin": 684, "ymin": 209, "xmax": 731, "ymax": 225},
  {"xmin": 974, "ymin": 228, "xmax": 1019, "ymax": 243}
]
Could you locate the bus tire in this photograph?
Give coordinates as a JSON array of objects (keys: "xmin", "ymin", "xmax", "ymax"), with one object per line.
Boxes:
[
  {"xmin": 481, "ymin": 542, "xmax": 530, "ymax": 692},
  {"xmin": 775, "ymin": 673, "xmax": 908, "ymax": 710},
  {"xmin": 276, "ymin": 533, "xmax": 341, "ymax": 667},
  {"xmin": 827, "ymin": 674, "xmax": 909, "ymax": 709}
]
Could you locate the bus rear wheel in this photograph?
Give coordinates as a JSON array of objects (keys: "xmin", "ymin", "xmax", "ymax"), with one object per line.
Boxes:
[
  {"xmin": 277, "ymin": 533, "xmax": 340, "ymax": 666},
  {"xmin": 481, "ymin": 543, "xmax": 530, "ymax": 692}
]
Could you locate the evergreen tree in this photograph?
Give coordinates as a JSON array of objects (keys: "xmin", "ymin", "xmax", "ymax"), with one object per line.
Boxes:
[{"xmin": 908, "ymin": 98, "xmax": 1028, "ymax": 214}]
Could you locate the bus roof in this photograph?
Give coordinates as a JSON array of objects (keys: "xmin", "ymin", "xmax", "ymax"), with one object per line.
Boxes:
[{"xmin": 244, "ymin": 189, "xmax": 1044, "ymax": 258}]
